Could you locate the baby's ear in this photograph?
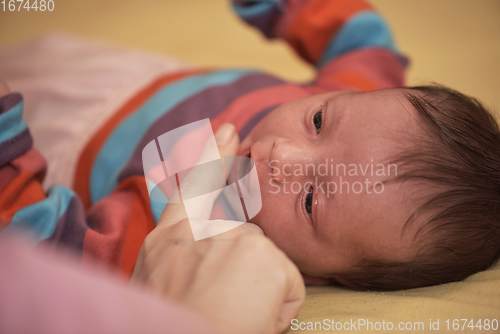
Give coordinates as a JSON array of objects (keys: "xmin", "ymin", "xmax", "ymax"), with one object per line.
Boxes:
[{"xmin": 301, "ymin": 273, "xmax": 331, "ymax": 286}]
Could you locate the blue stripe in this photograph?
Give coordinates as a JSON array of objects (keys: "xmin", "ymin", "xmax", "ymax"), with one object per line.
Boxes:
[
  {"xmin": 150, "ymin": 198, "xmax": 167, "ymax": 224},
  {"xmin": 319, "ymin": 11, "xmax": 398, "ymax": 67},
  {"xmin": 148, "ymin": 180, "xmax": 168, "ymax": 224},
  {"xmin": 232, "ymin": 0, "xmax": 279, "ymax": 19},
  {"xmin": 90, "ymin": 70, "xmax": 253, "ymax": 203},
  {"xmin": 0, "ymin": 100, "xmax": 27, "ymax": 143},
  {"xmin": 4, "ymin": 185, "xmax": 75, "ymax": 241},
  {"xmin": 219, "ymin": 191, "xmax": 240, "ymax": 221}
]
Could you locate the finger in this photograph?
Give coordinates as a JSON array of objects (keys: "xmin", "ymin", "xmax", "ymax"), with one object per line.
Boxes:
[
  {"xmin": 176, "ymin": 123, "xmax": 240, "ymax": 199},
  {"xmin": 233, "ymin": 222, "xmax": 265, "ymax": 236},
  {"xmin": 207, "ymin": 222, "xmax": 265, "ymax": 240},
  {"xmin": 158, "ymin": 124, "xmax": 239, "ymax": 228},
  {"xmin": 173, "ymin": 124, "xmax": 240, "ymax": 208},
  {"xmin": 215, "ymin": 123, "xmax": 240, "ymax": 173},
  {"xmin": 182, "ymin": 123, "xmax": 240, "ymax": 192},
  {"xmin": 277, "ymin": 260, "xmax": 306, "ymax": 333}
]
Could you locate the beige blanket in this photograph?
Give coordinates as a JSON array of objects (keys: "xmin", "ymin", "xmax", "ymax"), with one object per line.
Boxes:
[{"xmin": 289, "ymin": 260, "xmax": 500, "ymax": 332}]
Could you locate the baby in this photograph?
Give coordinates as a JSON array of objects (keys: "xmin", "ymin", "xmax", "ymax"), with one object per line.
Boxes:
[
  {"xmin": 244, "ymin": 86, "xmax": 500, "ymax": 290},
  {"xmin": 0, "ymin": 0, "xmax": 499, "ymax": 291}
]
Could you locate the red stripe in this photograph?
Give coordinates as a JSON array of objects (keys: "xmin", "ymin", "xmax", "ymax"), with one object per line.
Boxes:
[
  {"xmin": 119, "ymin": 176, "xmax": 156, "ymax": 277},
  {"xmin": 0, "ymin": 149, "xmax": 47, "ymax": 228},
  {"xmin": 81, "ymin": 190, "xmax": 134, "ymax": 269},
  {"xmin": 316, "ymin": 48, "xmax": 405, "ymax": 90}
]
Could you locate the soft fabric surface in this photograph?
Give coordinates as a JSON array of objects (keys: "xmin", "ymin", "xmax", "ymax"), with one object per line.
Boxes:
[{"xmin": 292, "ymin": 263, "xmax": 500, "ymax": 333}]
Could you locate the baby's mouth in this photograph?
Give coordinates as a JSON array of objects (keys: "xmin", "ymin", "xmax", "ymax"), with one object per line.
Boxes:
[{"xmin": 237, "ymin": 147, "xmax": 251, "ymax": 159}]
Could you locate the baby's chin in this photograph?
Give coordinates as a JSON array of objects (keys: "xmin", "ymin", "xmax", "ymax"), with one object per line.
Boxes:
[
  {"xmin": 248, "ymin": 211, "xmax": 266, "ymax": 231},
  {"xmin": 248, "ymin": 215, "xmax": 261, "ymax": 227}
]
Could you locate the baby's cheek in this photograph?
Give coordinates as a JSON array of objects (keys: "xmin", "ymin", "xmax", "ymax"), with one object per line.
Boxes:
[{"xmin": 248, "ymin": 203, "xmax": 279, "ymax": 237}]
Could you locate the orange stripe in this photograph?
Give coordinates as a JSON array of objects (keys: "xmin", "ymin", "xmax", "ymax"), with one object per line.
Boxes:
[
  {"xmin": 73, "ymin": 70, "xmax": 208, "ymax": 210},
  {"xmin": 330, "ymin": 71, "xmax": 379, "ymax": 92},
  {"xmin": 119, "ymin": 175, "xmax": 156, "ymax": 277},
  {"xmin": 287, "ymin": 0, "xmax": 372, "ymax": 63}
]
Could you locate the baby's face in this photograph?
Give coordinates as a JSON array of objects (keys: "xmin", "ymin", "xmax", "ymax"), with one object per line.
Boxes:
[{"xmin": 239, "ymin": 89, "xmax": 425, "ymax": 277}]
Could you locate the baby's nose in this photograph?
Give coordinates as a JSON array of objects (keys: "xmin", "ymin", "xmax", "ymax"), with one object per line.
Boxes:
[{"xmin": 269, "ymin": 138, "xmax": 314, "ymax": 183}]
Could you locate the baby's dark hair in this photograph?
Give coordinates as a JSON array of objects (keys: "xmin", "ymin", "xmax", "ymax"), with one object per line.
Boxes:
[{"xmin": 336, "ymin": 84, "xmax": 500, "ymax": 290}]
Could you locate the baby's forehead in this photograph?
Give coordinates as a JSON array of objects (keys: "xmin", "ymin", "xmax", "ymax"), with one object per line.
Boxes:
[
  {"xmin": 326, "ymin": 89, "xmax": 420, "ymax": 143},
  {"xmin": 351, "ymin": 88, "xmax": 417, "ymax": 113}
]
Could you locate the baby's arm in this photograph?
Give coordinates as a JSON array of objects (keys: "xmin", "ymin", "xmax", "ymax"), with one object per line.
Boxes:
[{"xmin": 233, "ymin": 0, "xmax": 406, "ymax": 91}]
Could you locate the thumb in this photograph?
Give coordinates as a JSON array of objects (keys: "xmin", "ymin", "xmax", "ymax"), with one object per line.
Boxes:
[
  {"xmin": 178, "ymin": 123, "xmax": 239, "ymax": 196},
  {"xmin": 158, "ymin": 124, "xmax": 239, "ymax": 226},
  {"xmin": 176, "ymin": 123, "xmax": 240, "ymax": 215},
  {"xmin": 214, "ymin": 123, "xmax": 240, "ymax": 171}
]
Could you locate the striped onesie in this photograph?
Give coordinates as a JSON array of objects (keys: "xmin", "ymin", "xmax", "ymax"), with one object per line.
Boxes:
[{"xmin": 0, "ymin": 0, "xmax": 406, "ymax": 277}]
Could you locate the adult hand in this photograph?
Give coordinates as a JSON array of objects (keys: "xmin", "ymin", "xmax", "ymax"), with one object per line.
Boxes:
[{"xmin": 131, "ymin": 124, "xmax": 305, "ymax": 334}]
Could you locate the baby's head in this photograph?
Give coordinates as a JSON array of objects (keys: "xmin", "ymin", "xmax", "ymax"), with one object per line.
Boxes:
[{"xmin": 240, "ymin": 85, "xmax": 500, "ymax": 290}]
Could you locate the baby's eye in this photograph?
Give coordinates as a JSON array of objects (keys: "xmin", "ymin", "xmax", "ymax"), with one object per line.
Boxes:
[
  {"xmin": 305, "ymin": 187, "xmax": 313, "ymax": 216},
  {"xmin": 313, "ymin": 109, "xmax": 323, "ymax": 134}
]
